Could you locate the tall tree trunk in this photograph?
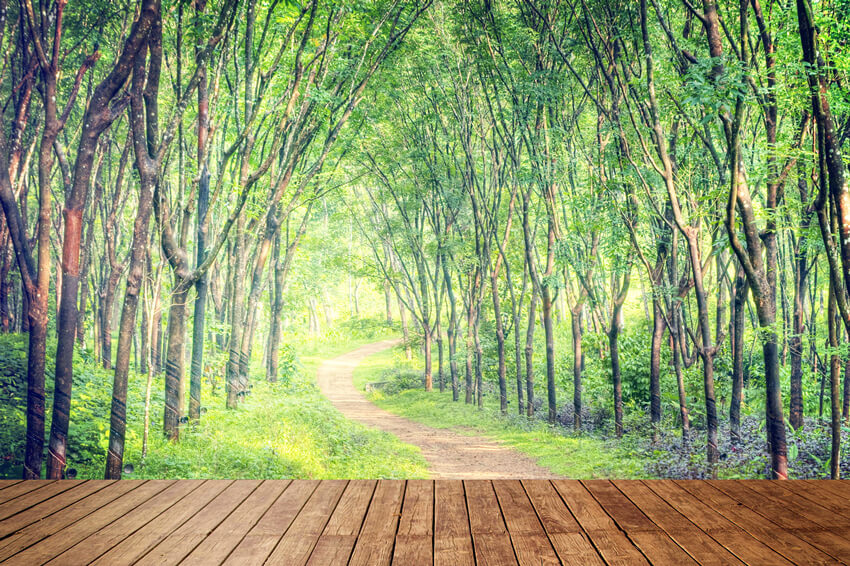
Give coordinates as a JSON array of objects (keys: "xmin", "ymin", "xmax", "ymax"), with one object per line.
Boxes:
[
  {"xmin": 649, "ymin": 297, "xmax": 664, "ymax": 440},
  {"xmin": 542, "ymin": 285, "xmax": 556, "ymax": 424},
  {"xmin": 163, "ymin": 286, "xmax": 189, "ymax": 440},
  {"xmin": 423, "ymin": 323, "xmax": 433, "ymax": 392},
  {"xmin": 790, "ymin": 175, "xmax": 813, "ymax": 430},
  {"xmin": 474, "ymin": 312, "xmax": 483, "ymax": 408},
  {"xmin": 491, "ymin": 271, "xmax": 507, "ymax": 414},
  {"xmin": 442, "ymin": 259, "xmax": 459, "ymax": 401},
  {"xmin": 266, "ymin": 233, "xmax": 284, "ymax": 382},
  {"xmin": 436, "ymin": 316, "xmax": 444, "ymax": 393},
  {"xmin": 105, "ymin": 176, "xmax": 155, "ymax": 478},
  {"xmin": 571, "ymin": 304, "xmax": 583, "ymax": 431},
  {"xmin": 828, "ymin": 279, "xmax": 841, "ymax": 479},
  {"xmin": 525, "ymin": 289, "xmax": 538, "ymax": 418},
  {"xmin": 384, "ymin": 281, "xmax": 393, "ymax": 324},
  {"xmin": 609, "ymin": 318, "xmax": 623, "ymax": 438},
  {"xmin": 689, "ymin": 236, "xmax": 720, "ymax": 467},
  {"xmin": 226, "ymin": 227, "xmax": 247, "ymax": 409},
  {"xmin": 189, "ymin": 62, "xmax": 210, "ymax": 420},
  {"xmin": 98, "ymin": 277, "xmax": 120, "ymax": 369},
  {"xmin": 730, "ymin": 266, "xmax": 749, "ymax": 441},
  {"xmin": 465, "ymin": 303, "xmax": 474, "ymax": 404}
]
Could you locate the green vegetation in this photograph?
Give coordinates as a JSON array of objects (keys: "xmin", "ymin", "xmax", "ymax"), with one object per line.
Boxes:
[
  {"xmin": 354, "ymin": 346, "xmax": 646, "ymax": 478},
  {"xmin": 0, "ymin": 328, "xmax": 428, "ymax": 480}
]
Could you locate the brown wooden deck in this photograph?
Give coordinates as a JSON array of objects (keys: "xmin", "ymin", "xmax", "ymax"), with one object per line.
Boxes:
[{"xmin": 0, "ymin": 479, "xmax": 847, "ymax": 565}]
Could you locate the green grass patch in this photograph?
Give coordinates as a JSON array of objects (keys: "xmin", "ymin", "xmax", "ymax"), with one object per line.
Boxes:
[
  {"xmin": 353, "ymin": 346, "xmax": 648, "ymax": 478},
  {"xmin": 127, "ymin": 332, "xmax": 428, "ymax": 479},
  {"xmin": 1, "ymin": 322, "xmax": 428, "ymax": 480}
]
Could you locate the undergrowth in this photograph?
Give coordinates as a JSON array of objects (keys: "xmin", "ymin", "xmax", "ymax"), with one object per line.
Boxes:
[{"xmin": 0, "ymin": 318, "xmax": 427, "ymax": 480}]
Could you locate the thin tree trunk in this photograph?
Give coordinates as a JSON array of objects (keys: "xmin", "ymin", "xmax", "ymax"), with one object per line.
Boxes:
[
  {"xmin": 731, "ymin": 266, "xmax": 749, "ymax": 441},
  {"xmin": 105, "ymin": 150, "xmax": 156, "ymax": 477},
  {"xmin": 525, "ymin": 289, "xmax": 538, "ymax": 418},
  {"xmin": 424, "ymin": 323, "xmax": 433, "ymax": 392},
  {"xmin": 829, "ymin": 280, "xmax": 841, "ymax": 479},
  {"xmin": 542, "ymin": 285, "xmax": 556, "ymax": 424},
  {"xmin": 491, "ymin": 271, "xmax": 507, "ymax": 414},
  {"xmin": 384, "ymin": 281, "xmax": 393, "ymax": 324},
  {"xmin": 226, "ymin": 227, "xmax": 247, "ymax": 409},
  {"xmin": 649, "ymin": 297, "xmax": 664, "ymax": 440},
  {"xmin": 571, "ymin": 304, "xmax": 583, "ymax": 431}
]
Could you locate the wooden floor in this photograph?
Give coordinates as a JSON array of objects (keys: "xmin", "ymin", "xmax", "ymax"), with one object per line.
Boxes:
[{"xmin": 0, "ymin": 479, "xmax": 848, "ymax": 565}]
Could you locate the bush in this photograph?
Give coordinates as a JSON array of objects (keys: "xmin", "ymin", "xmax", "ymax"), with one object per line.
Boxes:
[
  {"xmin": 374, "ymin": 364, "xmax": 425, "ymax": 396},
  {"xmin": 0, "ymin": 334, "xmax": 118, "ymax": 478}
]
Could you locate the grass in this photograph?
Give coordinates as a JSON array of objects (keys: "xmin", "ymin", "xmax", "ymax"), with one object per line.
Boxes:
[
  {"xmin": 353, "ymin": 346, "xmax": 648, "ymax": 478},
  {"xmin": 123, "ymin": 332, "xmax": 428, "ymax": 479},
  {"xmin": 0, "ymin": 325, "xmax": 429, "ymax": 480}
]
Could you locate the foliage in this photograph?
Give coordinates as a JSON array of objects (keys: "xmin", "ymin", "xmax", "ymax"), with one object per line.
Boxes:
[{"xmin": 0, "ymin": 332, "xmax": 427, "ymax": 479}]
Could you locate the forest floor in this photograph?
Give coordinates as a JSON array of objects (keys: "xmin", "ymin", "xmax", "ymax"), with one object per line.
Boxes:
[{"xmin": 317, "ymin": 339, "xmax": 560, "ymax": 478}]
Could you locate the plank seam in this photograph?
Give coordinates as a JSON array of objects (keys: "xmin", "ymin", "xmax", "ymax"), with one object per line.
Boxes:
[
  {"xmin": 133, "ymin": 479, "xmax": 263, "ymax": 565},
  {"xmin": 77, "ymin": 480, "xmax": 208, "ymax": 565},
  {"xmin": 341, "ymin": 480, "xmax": 379, "ymax": 566},
  {"xmin": 579, "ymin": 479, "xmax": 655, "ymax": 565}
]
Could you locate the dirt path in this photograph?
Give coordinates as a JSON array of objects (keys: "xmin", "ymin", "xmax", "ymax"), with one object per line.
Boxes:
[{"xmin": 316, "ymin": 339, "xmax": 561, "ymax": 479}]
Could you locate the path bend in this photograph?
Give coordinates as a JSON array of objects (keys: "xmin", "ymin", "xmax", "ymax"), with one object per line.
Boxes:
[{"xmin": 316, "ymin": 339, "xmax": 561, "ymax": 479}]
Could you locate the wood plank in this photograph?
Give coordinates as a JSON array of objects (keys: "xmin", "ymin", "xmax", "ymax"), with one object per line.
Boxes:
[
  {"xmin": 222, "ymin": 479, "xmax": 319, "ymax": 565},
  {"xmin": 3, "ymin": 480, "xmax": 170, "ymax": 566},
  {"xmin": 805, "ymin": 479, "xmax": 850, "ymax": 499},
  {"xmin": 0, "ymin": 480, "xmax": 82, "ymax": 522},
  {"xmin": 613, "ymin": 480, "xmax": 745, "ymax": 566},
  {"xmin": 522, "ymin": 480, "xmax": 603, "ymax": 566},
  {"xmin": 90, "ymin": 480, "xmax": 233, "ymax": 566},
  {"xmin": 434, "ymin": 480, "xmax": 474, "ymax": 566},
  {"xmin": 0, "ymin": 480, "xmax": 104, "ymax": 536},
  {"xmin": 551, "ymin": 479, "xmax": 648, "ymax": 566},
  {"xmin": 644, "ymin": 480, "xmax": 795, "ymax": 566},
  {"xmin": 392, "ymin": 479, "xmax": 433, "ymax": 566},
  {"xmin": 675, "ymin": 480, "xmax": 838, "ymax": 565},
  {"xmin": 0, "ymin": 480, "xmax": 135, "ymax": 561},
  {"xmin": 708, "ymin": 480, "xmax": 850, "ymax": 562},
  {"xmin": 715, "ymin": 480, "xmax": 850, "ymax": 530},
  {"xmin": 392, "ymin": 534, "xmax": 432, "ymax": 566},
  {"xmin": 180, "ymin": 480, "xmax": 291, "ymax": 566},
  {"xmin": 585, "ymin": 480, "xmax": 696, "ymax": 566},
  {"xmin": 397, "ymin": 479, "xmax": 433, "ymax": 537},
  {"xmin": 493, "ymin": 480, "xmax": 559, "ymax": 566},
  {"xmin": 0, "ymin": 480, "xmax": 22, "ymax": 491},
  {"xmin": 134, "ymin": 480, "xmax": 262, "ymax": 566},
  {"xmin": 0, "ymin": 480, "xmax": 55, "ymax": 504},
  {"xmin": 258, "ymin": 480, "xmax": 347, "ymax": 566},
  {"xmin": 583, "ymin": 480, "xmax": 661, "ymax": 533},
  {"xmin": 775, "ymin": 480, "xmax": 850, "ymax": 519},
  {"xmin": 307, "ymin": 480, "xmax": 377, "ymax": 566},
  {"xmin": 521, "ymin": 480, "xmax": 581, "ymax": 533},
  {"xmin": 348, "ymin": 480, "xmax": 405, "ymax": 566},
  {"xmin": 44, "ymin": 480, "xmax": 204, "ymax": 566},
  {"xmin": 465, "ymin": 480, "xmax": 516, "ymax": 566}
]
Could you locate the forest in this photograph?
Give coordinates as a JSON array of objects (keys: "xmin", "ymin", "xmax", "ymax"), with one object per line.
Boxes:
[{"xmin": 0, "ymin": 0, "xmax": 849, "ymax": 483}]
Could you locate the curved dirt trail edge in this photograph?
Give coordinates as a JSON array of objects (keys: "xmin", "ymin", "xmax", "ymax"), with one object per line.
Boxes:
[{"xmin": 317, "ymin": 339, "xmax": 561, "ymax": 479}]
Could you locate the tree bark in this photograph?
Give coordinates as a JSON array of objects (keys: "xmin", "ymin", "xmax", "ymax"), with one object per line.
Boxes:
[{"xmin": 730, "ymin": 265, "xmax": 749, "ymax": 441}]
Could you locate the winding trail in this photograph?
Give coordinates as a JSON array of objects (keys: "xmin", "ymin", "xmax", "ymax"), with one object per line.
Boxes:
[{"xmin": 316, "ymin": 339, "xmax": 561, "ymax": 479}]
